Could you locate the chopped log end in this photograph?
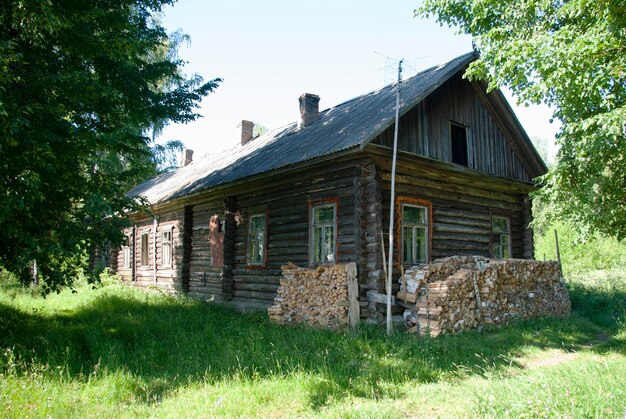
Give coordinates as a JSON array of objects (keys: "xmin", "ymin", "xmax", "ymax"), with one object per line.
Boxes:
[
  {"xmin": 398, "ymin": 256, "xmax": 570, "ymax": 337},
  {"xmin": 269, "ymin": 262, "xmax": 358, "ymax": 330}
]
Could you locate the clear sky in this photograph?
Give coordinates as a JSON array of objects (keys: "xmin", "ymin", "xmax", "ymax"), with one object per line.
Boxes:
[{"xmin": 161, "ymin": 0, "xmax": 559, "ymax": 161}]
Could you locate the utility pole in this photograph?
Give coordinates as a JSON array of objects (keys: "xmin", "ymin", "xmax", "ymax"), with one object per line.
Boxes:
[{"xmin": 386, "ymin": 59, "xmax": 403, "ymax": 336}]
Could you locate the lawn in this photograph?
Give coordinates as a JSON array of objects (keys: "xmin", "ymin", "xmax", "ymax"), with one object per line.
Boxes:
[{"xmin": 1, "ymin": 270, "xmax": 625, "ymax": 417}]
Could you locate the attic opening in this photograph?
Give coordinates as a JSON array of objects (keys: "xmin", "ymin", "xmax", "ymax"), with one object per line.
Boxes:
[{"xmin": 450, "ymin": 122, "xmax": 468, "ymax": 167}]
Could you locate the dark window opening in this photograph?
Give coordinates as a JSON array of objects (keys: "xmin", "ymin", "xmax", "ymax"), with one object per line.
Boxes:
[{"xmin": 451, "ymin": 123, "xmax": 468, "ymax": 166}]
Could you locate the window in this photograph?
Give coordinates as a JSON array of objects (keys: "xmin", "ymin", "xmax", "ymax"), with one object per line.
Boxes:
[
  {"xmin": 123, "ymin": 235, "xmax": 131, "ymax": 269},
  {"xmin": 451, "ymin": 123, "xmax": 468, "ymax": 166},
  {"xmin": 162, "ymin": 229, "xmax": 172, "ymax": 268},
  {"xmin": 310, "ymin": 203, "xmax": 336, "ymax": 265},
  {"xmin": 247, "ymin": 213, "xmax": 266, "ymax": 265},
  {"xmin": 402, "ymin": 204, "xmax": 429, "ymax": 264},
  {"xmin": 492, "ymin": 216, "xmax": 511, "ymax": 259},
  {"xmin": 140, "ymin": 232, "xmax": 149, "ymax": 267}
]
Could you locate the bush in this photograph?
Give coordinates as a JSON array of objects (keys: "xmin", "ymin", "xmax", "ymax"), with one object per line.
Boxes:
[{"xmin": 534, "ymin": 221, "xmax": 626, "ymax": 276}]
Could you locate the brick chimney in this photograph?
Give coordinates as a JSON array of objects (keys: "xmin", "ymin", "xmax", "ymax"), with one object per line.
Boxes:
[
  {"xmin": 298, "ymin": 93, "xmax": 320, "ymax": 129},
  {"xmin": 241, "ymin": 120, "xmax": 255, "ymax": 146},
  {"xmin": 180, "ymin": 149, "xmax": 193, "ymax": 167}
]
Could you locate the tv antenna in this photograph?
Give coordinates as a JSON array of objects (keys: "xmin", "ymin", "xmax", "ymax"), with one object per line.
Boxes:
[{"xmin": 374, "ymin": 51, "xmax": 425, "ymax": 85}]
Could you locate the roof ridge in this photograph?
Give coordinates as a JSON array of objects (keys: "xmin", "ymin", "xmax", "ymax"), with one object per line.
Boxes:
[
  {"xmin": 129, "ymin": 51, "xmax": 480, "ymax": 204},
  {"xmin": 316, "ymin": 51, "xmax": 477, "ymax": 115}
]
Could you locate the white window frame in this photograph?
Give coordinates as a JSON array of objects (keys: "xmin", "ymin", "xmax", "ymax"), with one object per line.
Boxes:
[
  {"xmin": 123, "ymin": 235, "xmax": 132, "ymax": 269},
  {"xmin": 140, "ymin": 231, "xmax": 150, "ymax": 267},
  {"xmin": 492, "ymin": 216, "xmax": 511, "ymax": 259},
  {"xmin": 247, "ymin": 213, "xmax": 266, "ymax": 266},
  {"xmin": 309, "ymin": 203, "xmax": 336, "ymax": 265},
  {"xmin": 162, "ymin": 228, "xmax": 173, "ymax": 268},
  {"xmin": 401, "ymin": 204, "xmax": 429, "ymax": 265}
]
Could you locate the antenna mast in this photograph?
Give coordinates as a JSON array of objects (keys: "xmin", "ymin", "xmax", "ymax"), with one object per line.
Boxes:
[{"xmin": 386, "ymin": 59, "xmax": 403, "ymax": 336}]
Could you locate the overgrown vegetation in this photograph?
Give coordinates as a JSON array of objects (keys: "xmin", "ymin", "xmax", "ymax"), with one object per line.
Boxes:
[
  {"xmin": 535, "ymin": 221, "xmax": 626, "ymax": 276},
  {"xmin": 417, "ymin": 0, "xmax": 626, "ymax": 241},
  {"xmin": 535, "ymin": 223, "xmax": 626, "ymax": 331},
  {"xmin": 0, "ymin": 0, "xmax": 220, "ymax": 290},
  {"xmin": 1, "ymin": 261, "xmax": 624, "ymax": 417}
]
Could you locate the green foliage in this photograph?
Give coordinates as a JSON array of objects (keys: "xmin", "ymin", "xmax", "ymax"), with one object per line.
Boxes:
[
  {"xmin": 531, "ymin": 136, "xmax": 552, "ymax": 167},
  {"xmin": 417, "ymin": 0, "xmax": 626, "ymax": 240},
  {"xmin": 0, "ymin": 278, "xmax": 624, "ymax": 416},
  {"xmin": 0, "ymin": 0, "xmax": 220, "ymax": 290},
  {"xmin": 252, "ymin": 123, "xmax": 268, "ymax": 137},
  {"xmin": 535, "ymin": 221, "xmax": 626, "ymax": 328},
  {"xmin": 535, "ymin": 221, "xmax": 626, "ymax": 275}
]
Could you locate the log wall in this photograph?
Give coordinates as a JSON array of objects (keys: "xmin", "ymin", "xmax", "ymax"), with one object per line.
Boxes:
[
  {"xmin": 229, "ymin": 160, "xmax": 361, "ymax": 310},
  {"xmin": 113, "ymin": 208, "xmax": 184, "ymax": 292},
  {"xmin": 186, "ymin": 199, "xmax": 227, "ymax": 301},
  {"xmin": 361, "ymin": 147, "xmax": 535, "ymax": 321},
  {"xmin": 111, "ymin": 133, "xmax": 537, "ymax": 325}
]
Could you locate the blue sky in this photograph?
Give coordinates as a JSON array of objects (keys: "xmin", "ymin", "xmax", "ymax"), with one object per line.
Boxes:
[{"xmin": 161, "ymin": 0, "xmax": 558, "ymax": 160}]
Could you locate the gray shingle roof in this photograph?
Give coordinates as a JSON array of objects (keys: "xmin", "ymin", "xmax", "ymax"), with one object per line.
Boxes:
[{"xmin": 130, "ymin": 52, "xmax": 477, "ymax": 204}]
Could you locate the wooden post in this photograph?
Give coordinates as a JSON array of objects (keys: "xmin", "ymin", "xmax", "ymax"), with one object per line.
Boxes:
[
  {"xmin": 400, "ymin": 264, "xmax": 407, "ymax": 303},
  {"xmin": 346, "ymin": 262, "xmax": 359, "ymax": 332},
  {"xmin": 131, "ymin": 225, "xmax": 136, "ymax": 282},
  {"xmin": 554, "ymin": 229, "xmax": 562, "ymax": 275},
  {"xmin": 153, "ymin": 217, "xmax": 158, "ymax": 286},
  {"xmin": 380, "ymin": 233, "xmax": 388, "ymax": 281}
]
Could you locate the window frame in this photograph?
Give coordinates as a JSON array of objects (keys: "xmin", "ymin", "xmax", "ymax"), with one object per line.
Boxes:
[
  {"xmin": 491, "ymin": 215, "xmax": 512, "ymax": 259},
  {"xmin": 401, "ymin": 204, "xmax": 429, "ymax": 265},
  {"xmin": 396, "ymin": 197, "xmax": 432, "ymax": 266},
  {"xmin": 247, "ymin": 211, "xmax": 268, "ymax": 267},
  {"xmin": 450, "ymin": 121, "xmax": 469, "ymax": 167},
  {"xmin": 161, "ymin": 227, "xmax": 173, "ymax": 269},
  {"xmin": 309, "ymin": 200, "xmax": 338, "ymax": 266},
  {"xmin": 140, "ymin": 230, "xmax": 150, "ymax": 267},
  {"xmin": 123, "ymin": 234, "xmax": 132, "ymax": 269}
]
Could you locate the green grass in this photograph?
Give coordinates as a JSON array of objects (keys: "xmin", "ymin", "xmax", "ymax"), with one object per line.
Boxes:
[
  {"xmin": 535, "ymin": 221, "xmax": 626, "ymax": 277},
  {"xmin": 1, "ymin": 271, "xmax": 625, "ymax": 417}
]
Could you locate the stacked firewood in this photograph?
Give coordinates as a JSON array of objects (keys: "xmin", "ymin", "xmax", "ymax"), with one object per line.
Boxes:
[
  {"xmin": 397, "ymin": 256, "xmax": 571, "ymax": 336},
  {"xmin": 268, "ymin": 262, "xmax": 350, "ymax": 329}
]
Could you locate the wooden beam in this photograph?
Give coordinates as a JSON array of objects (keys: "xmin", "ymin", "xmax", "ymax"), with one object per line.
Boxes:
[{"xmin": 347, "ymin": 262, "xmax": 360, "ymax": 331}]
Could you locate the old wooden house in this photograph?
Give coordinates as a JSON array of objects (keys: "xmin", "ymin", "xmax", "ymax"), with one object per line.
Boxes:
[{"xmin": 110, "ymin": 52, "xmax": 546, "ymax": 321}]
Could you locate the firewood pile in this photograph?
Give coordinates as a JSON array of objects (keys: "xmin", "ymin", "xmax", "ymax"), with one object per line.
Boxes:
[
  {"xmin": 268, "ymin": 262, "xmax": 350, "ymax": 329},
  {"xmin": 397, "ymin": 256, "xmax": 570, "ymax": 336}
]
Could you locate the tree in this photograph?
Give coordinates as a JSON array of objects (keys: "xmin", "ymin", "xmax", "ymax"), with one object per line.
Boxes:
[
  {"xmin": 417, "ymin": 0, "xmax": 626, "ymax": 239},
  {"xmin": 531, "ymin": 136, "xmax": 552, "ymax": 168},
  {"xmin": 0, "ymin": 0, "xmax": 220, "ymax": 290}
]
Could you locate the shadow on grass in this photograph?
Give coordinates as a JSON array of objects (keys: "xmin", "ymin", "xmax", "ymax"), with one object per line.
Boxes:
[{"xmin": 0, "ymin": 282, "xmax": 624, "ymax": 410}]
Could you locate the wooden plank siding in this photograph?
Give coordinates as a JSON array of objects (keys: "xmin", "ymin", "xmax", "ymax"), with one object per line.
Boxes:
[{"xmin": 372, "ymin": 73, "xmax": 532, "ymax": 182}]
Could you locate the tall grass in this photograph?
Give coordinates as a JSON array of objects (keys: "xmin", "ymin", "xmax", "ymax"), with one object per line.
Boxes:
[
  {"xmin": 535, "ymin": 221, "xmax": 626, "ymax": 276},
  {"xmin": 1, "ymin": 266, "xmax": 625, "ymax": 417}
]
